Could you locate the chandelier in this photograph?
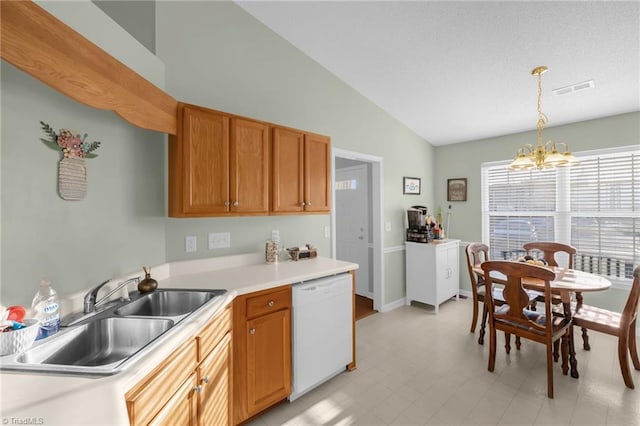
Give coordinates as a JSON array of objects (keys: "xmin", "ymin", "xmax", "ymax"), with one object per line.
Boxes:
[{"xmin": 509, "ymin": 66, "xmax": 579, "ymax": 170}]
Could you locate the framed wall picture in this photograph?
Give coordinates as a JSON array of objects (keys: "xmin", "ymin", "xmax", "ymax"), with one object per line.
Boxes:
[
  {"xmin": 447, "ymin": 178, "xmax": 467, "ymax": 201},
  {"xmin": 403, "ymin": 177, "xmax": 421, "ymax": 195}
]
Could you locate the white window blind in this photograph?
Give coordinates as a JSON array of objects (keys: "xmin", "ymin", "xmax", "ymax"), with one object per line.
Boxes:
[
  {"xmin": 482, "ymin": 146, "xmax": 639, "ymax": 283},
  {"xmin": 569, "ymin": 150, "xmax": 639, "ymax": 279}
]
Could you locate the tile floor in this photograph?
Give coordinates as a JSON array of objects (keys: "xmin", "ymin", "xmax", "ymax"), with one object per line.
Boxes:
[{"xmin": 247, "ymin": 297, "xmax": 640, "ymax": 425}]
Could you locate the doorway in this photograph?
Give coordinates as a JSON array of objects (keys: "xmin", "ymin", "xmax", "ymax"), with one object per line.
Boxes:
[{"xmin": 332, "ymin": 149, "xmax": 383, "ymax": 315}]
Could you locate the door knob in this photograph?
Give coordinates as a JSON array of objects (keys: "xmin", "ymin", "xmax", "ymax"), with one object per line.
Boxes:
[{"xmin": 249, "ymin": 328, "xmax": 256, "ymax": 335}]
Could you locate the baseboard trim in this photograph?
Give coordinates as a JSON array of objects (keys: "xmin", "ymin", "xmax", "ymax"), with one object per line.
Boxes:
[{"xmin": 380, "ymin": 298, "xmax": 407, "ymax": 313}]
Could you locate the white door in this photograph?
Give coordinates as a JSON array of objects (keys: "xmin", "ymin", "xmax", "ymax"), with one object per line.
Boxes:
[{"xmin": 336, "ymin": 164, "xmax": 370, "ymax": 297}]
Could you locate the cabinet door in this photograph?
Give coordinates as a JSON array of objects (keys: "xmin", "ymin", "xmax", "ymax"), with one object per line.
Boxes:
[
  {"xmin": 444, "ymin": 244, "xmax": 459, "ymax": 297},
  {"xmin": 230, "ymin": 118, "xmax": 269, "ymax": 214},
  {"xmin": 149, "ymin": 373, "xmax": 198, "ymax": 426},
  {"xmin": 198, "ymin": 333, "xmax": 232, "ymax": 426},
  {"xmin": 126, "ymin": 338, "xmax": 199, "ymax": 426},
  {"xmin": 271, "ymin": 127, "xmax": 304, "ymax": 213},
  {"xmin": 180, "ymin": 106, "xmax": 230, "ymax": 214},
  {"xmin": 304, "ymin": 133, "xmax": 331, "ymax": 212},
  {"xmin": 246, "ymin": 309, "xmax": 292, "ymax": 415}
]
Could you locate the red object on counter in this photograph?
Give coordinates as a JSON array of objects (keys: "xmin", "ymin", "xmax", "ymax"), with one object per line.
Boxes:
[{"xmin": 6, "ymin": 306, "xmax": 26, "ymax": 322}]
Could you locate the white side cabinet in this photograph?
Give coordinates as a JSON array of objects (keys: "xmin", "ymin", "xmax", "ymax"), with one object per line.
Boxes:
[{"xmin": 405, "ymin": 240, "xmax": 460, "ymax": 314}]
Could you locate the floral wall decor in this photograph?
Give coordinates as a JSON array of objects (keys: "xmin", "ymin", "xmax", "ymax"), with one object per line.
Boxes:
[{"xmin": 40, "ymin": 121, "xmax": 101, "ymax": 200}]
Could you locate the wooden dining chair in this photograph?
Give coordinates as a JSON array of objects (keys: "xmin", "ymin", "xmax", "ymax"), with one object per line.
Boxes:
[
  {"xmin": 466, "ymin": 243, "xmax": 537, "ymax": 346},
  {"xmin": 482, "ymin": 260, "xmax": 571, "ymax": 398},
  {"xmin": 572, "ymin": 266, "xmax": 640, "ymax": 389},
  {"xmin": 523, "ymin": 242, "xmax": 585, "ymax": 357}
]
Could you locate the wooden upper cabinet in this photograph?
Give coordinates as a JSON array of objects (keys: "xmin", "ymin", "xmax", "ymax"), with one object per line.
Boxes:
[
  {"xmin": 272, "ymin": 127, "xmax": 331, "ymax": 214},
  {"xmin": 271, "ymin": 127, "xmax": 305, "ymax": 213},
  {"xmin": 169, "ymin": 104, "xmax": 269, "ymax": 217},
  {"xmin": 304, "ymin": 133, "xmax": 331, "ymax": 213},
  {"xmin": 230, "ymin": 118, "xmax": 270, "ymax": 214}
]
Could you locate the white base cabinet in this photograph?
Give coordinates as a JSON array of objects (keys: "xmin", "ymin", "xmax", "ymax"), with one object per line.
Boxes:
[{"xmin": 405, "ymin": 240, "xmax": 460, "ymax": 314}]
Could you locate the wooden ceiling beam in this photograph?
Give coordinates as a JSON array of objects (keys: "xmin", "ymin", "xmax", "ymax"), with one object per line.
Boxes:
[{"xmin": 1, "ymin": 1, "xmax": 178, "ymax": 135}]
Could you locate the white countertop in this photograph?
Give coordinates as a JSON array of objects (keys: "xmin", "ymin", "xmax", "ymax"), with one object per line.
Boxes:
[{"xmin": 0, "ymin": 255, "xmax": 357, "ymax": 425}]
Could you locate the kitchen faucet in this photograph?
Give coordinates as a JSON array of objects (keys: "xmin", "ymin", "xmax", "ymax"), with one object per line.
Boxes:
[{"xmin": 84, "ymin": 277, "xmax": 139, "ymax": 313}]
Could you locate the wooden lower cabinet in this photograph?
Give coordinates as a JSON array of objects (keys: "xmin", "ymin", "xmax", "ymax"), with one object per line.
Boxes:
[
  {"xmin": 126, "ymin": 305, "xmax": 232, "ymax": 426},
  {"xmin": 198, "ymin": 333, "xmax": 232, "ymax": 426},
  {"xmin": 233, "ymin": 286, "xmax": 292, "ymax": 424},
  {"xmin": 149, "ymin": 373, "xmax": 198, "ymax": 426}
]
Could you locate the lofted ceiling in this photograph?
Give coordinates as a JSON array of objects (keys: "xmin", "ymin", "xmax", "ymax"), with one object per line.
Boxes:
[{"xmin": 236, "ymin": 1, "xmax": 640, "ymax": 146}]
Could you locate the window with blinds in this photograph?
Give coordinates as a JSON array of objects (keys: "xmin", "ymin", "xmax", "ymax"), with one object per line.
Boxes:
[{"xmin": 482, "ymin": 146, "xmax": 639, "ymax": 283}]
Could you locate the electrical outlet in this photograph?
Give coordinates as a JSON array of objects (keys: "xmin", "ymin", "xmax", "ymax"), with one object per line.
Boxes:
[
  {"xmin": 209, "ymin": 232, "xmax": 231, "ymax": 249},
  {"xmin": 385, "ymin": 221, "xmax": 391, "ymax": 231},
  {"xmin": 324, "ymin": 225, "xmax": 330, "ymax": 238},
  {"xmin": 271, "ymin": 229, "xmax": 280, "ymax": 242},
  {"xmin": 185, "ymin": 236, "xmax": 197, "ymax": 253}
]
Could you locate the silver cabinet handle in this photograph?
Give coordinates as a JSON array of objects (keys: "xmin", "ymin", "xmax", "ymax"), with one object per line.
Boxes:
[
  {"xmin": 307, "ymin": 201, "xmax": 311, "ymax": 206},
  {"xmin": 224, "ymin": 201, "xmax": 230, "ymax": 207},
  {"xmin": 267, "ymin": 300, "xmax": 275, "ymax": 307},
  {"xmin": 300, "ymin": 202, "xmax": 306, "ymax": 206},
  {"xmin": 249, "ymin": 328, "xmax": 256, "ymax": 335},
  {"xmin": 233, "ymin": 201, "xmax": 239, "ymax": 207},
  {"xmin": 193, "ymin": 385, "xmax": 203, "ymax": 394},
  {"xmin": 202, "ymin": 376, "xmax": 210, "ymax": 384}
]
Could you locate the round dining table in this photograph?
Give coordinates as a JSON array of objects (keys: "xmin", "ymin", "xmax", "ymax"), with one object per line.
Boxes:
[{"xmin": 472, "ymin": 264, "xmax": 612, "ymax": 378}]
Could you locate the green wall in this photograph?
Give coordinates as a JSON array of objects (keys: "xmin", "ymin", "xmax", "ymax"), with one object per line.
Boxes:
[{"xmin": 0, "ymin": 62, "xmax": 166, "ymax": 306}]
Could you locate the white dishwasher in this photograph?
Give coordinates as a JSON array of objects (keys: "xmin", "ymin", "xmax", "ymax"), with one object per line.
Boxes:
[{"xmin": 290, "ymin": 273, "xmax": 353, "ymax": 401}]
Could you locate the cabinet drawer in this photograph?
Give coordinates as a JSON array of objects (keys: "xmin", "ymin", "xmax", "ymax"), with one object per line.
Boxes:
[
  {"xmin": 199, "ymin": 305, "xmax": 231, "ymax": 360},
  {"xmin": 126, "ymin": 337, "xmax": 198, "ymax": 426},
  {"xmin": 245, "ymin": 287, "xmax": 291, "ymax": 319}
]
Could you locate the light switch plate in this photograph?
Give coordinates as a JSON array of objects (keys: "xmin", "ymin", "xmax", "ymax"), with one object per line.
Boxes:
[
  {"xmin": 385, "ymin": 221, "xmax": 391, "ymax": 231},
  {"xmin": 324, "ymin": 225, "xmax": 330, "ymax": 238}
]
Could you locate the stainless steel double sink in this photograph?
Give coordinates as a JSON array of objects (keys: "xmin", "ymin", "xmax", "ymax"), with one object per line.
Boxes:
[{"xmin": 0, "ymin": 289, "xmax": 226, "ymax": 375}]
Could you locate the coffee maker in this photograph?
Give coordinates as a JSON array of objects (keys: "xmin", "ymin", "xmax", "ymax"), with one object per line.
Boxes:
[
  {"xmin": 407, "ymin": 206, "xmax": 427, "ymax": 228},
  {"xmin": 406, "ymin": 206, "xmax": 433, "ymax": 243}
]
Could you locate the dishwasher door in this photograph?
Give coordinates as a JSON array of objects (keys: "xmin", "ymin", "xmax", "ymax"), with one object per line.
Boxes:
[{"xmin": 290, "ymin": 273, "xmax": 353, "ymax": 401}]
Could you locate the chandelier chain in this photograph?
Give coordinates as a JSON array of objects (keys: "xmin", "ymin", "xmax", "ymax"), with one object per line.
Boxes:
[{"xmin": 536, "ymin": 71, "xmax": 547, "ymax": 146}]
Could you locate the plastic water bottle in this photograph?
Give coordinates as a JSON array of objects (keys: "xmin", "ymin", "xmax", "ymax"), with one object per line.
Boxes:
[{"xmin": 31, "ymin": 279, "xmax": 60, "ymax": 340}]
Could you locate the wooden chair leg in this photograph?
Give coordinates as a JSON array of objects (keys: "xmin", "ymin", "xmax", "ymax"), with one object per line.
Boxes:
[
  {"xmin": 546, "ymin": 343, "xmax": 554, "ymax": 398},
  {"xmin": 581, "ymin": 327, "xmax": 591, "ymax": 350},
  {"xmin": 618, "ymin": 333, "xmax": 635, "ymax": 389},
  {"xmin": 515, "ymin": 336, "xmax": 521, "ymax": 350},
  {"xmin": 471, "ymin": 300, "xmax": 479, "ymax": 333},
  {"xmin": 561, "ymin": 333, "xmax": 569, "ymax": 376},
  {"xmin": 488, "ymin": 323, "xmax": 496, "ymax": 372},
  {"xmin": 553, "ymin": 340, "xmax": 560, "ymax": 362},
  {"xmin": 628, "ymin": 319, "xmax": 640, "ymax": 370},
  {"xmin": 505, "ymin": 333, "xmax": 511, "ymax": 354},
  {"xmin": 478, "ymin": 305, "xmax": 488, "ymax": 345}
]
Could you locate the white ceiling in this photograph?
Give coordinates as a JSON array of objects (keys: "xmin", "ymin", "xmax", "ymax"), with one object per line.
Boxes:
[{"xmin": 236, "ymin": 1, "xmax": 640, "ymax": 146}]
